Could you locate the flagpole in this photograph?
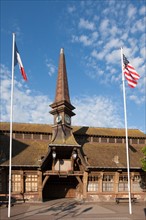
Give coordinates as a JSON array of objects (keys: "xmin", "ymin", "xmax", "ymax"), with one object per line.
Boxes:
[
  {"xmin": 121, "ymin": 47, "xmax": 132, "ymax": 215},
  {"xmin": 8, "ymin": 33, "xmax": 15, "ymax": 218}
]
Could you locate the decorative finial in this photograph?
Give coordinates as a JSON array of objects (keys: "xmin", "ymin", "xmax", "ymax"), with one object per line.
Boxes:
[{"xmin": 60, "ymin": 48, "xmax": 64, "ymax": 54}]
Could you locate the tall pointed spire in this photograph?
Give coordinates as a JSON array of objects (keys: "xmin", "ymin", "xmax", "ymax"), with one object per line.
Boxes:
[
  {"xmin": 50, "ymin": 48, "xmax": 75, "ymax": 118},
  {"xmin": 49, "ymin": 48, "xmax": 79, "ymax": 146},
  {"xmin": 54, "ymin": 48, "xmax": 70, "ymax": 104}
]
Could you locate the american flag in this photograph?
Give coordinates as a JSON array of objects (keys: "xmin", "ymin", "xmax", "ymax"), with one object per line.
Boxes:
[{"xmin": 123, "ymin": 54, "xmax": 140, "ymax": 88}]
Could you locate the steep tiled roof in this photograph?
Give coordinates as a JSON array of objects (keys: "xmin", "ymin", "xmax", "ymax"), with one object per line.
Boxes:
[
  {"xmin": 0, "ymin": 122, "xmax": 52, "ymax": 133},
  {"xmin": 0, "ymin": 122, "xmax": 145, "ymax": 138},
  {"xmin": 73, "ymin": 126, "xmax": 146, "ymax": 138},
  {"xmin": 0, "ymin": 122, "xmax": 145, "ymax": 169},
  {"xmin": 0, "ymin": 135, "xmax": 48, "ymax": 167},
  {"xmin": 83, "ymin": 143, "xmax": 143, "ymax": 168},
  {"xmin": 0, "ymin": 136, "xmax": 144, "ymax": 168}
]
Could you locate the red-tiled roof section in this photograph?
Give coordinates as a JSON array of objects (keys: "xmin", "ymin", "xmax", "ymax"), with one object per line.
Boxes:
[{"xmin": 0, "ymin": 122, "xmax": 145, "ymax": 138}]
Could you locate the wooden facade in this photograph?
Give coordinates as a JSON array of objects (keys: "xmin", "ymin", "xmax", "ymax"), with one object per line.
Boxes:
[
  {"xmin": 0, "ymin": 123, "xmax": 146, "ymax": 202},
  {"xmin": 0, "ymin": 48, "xmax": 146, "ymax": 202}
]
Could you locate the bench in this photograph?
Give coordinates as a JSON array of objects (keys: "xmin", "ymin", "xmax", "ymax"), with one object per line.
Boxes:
[
  {"xmin": 0, "ymin": 200, "xmax": 14, "ymax": 207},
  {"xmin": 115, "ymin": 197, "xmax": 137, "ymax": 204},
  {"xmin": 0, "ymin": 196, "xmax": 15, "ymax": 207}
]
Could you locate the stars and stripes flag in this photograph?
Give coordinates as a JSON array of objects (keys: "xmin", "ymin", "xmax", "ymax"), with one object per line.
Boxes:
[
  {"xmin": 14, "ymin": 43, "xmax": 27, "ymax": 81},
  {"xmin": 123, "ymin": 54, "xmax": 140, "ymax": 88},
  {"xmin": 121, "ymin": 48, "xmax": 141, "ymax": 215}
]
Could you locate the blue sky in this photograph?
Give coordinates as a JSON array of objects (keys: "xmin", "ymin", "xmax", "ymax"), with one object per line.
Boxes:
[{"xmin": 0, "ymin": 0, "xmax": 146, "ymax": 133}]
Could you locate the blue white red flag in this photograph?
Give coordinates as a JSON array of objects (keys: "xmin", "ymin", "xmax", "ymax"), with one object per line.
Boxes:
[{"xmin": 14, "ymin": 43, "xmax": 27, "ymax": 81}]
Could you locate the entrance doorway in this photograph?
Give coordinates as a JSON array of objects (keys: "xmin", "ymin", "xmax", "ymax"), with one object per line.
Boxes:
[{"xmin": 43, "ymin": 175, "xmax": 79, "ymax": 200}]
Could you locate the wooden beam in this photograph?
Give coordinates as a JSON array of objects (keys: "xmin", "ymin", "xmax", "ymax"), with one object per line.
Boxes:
[
  {"xmin": 76, "ymin": 176, "xmax": 83, "ymax": 185},
  {"xmin": 42, "ymin": 176, "xmax": 50, "ymax": 189}
]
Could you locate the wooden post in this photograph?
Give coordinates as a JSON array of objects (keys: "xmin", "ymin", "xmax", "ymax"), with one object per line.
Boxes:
[
  {"xmin": 99, "ymin": 172, "xmax": 103, "ymax": 193},
  {"xmin": 20, "ymin": 170, "xmax": 24, "ymax": 202},
  {"xmin": 37, "ymin": 170, "xmax": 43, "ymax": 202},
  {"xmin": 83, "ymin": 171, "xmax": 88, "ymax": 198},
  {"xmin": 115, "ymin": 172, "xmax": 119, "ymax": 197}
]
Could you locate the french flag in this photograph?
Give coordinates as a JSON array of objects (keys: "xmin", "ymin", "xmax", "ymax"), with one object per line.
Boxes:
[{"xmin": 14, "ymin": 43, "xmax": 27, "ymax": 81}]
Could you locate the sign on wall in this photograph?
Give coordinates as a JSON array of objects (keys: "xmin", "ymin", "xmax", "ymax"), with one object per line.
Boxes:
[{"xmin": 55, "ymin": 159, "xmax": 72, "ymax": 172}]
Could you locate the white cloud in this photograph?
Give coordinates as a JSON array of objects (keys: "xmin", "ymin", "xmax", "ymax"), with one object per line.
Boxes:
[
  {"xmin": 99, "ymin": 18, "xmax": 109, "ymax": 32},
  {"xmin": 131, "ymin": 17, "xmax": 146, "ymax": 33},
  {"xmin": 72, "ymin": 32, "xmax": 98, "ymax": 47},
  {"xmin": 45, "ymin": 58, "xmax": 57, "ymax": 76},
  {"xmin": 79, "ymin": 35, "xmax": 92, "ymax": 46},
  {"xmin": 67, "ymin": 5, "xmax": 76, "ymax": 13},
  {"xmin": 91, "ymin": 49, "xmax": 105, "ymax": 60},
  {"xmin": 0, "ymin": 64, "xmax": 53, "ymax": 124},
  {"xmin": 0, "ymin": 64, "xmax": 124, "ymax": 128},
  {"xmin": 105, "ymin": 38, "xmax": 121, "ymax": 50},
  {"xmin": 139, "ymin": 5, "xmax": 145, "ymax": 15},
  {"xmin": 78, "ymin": 18, "xmax": 95, "ymax": 30},
  {"xmin": 127, "ymin": 4, "xmax": 137, "ymax": 18},
  {"xmin": 105, "ymin": 49, "xmax": 121, "ymax": 64},
  {"xmin": 91, "ymin": 31, "xmax": 98, "ymax": 41},
  {"xmin": 72, "ymin": 35, "xmax": 92, "ymax": 46},
  {"xmin": 129, "ymin": 95, "xmax": 145, "ymax": 105},
  {"xmin": 140, "ymin": 46, "xmax": 146, "ymax": 59},
  {"xmin": 72, "ymin": 95, "xmax": 123, "ymax": 128}
]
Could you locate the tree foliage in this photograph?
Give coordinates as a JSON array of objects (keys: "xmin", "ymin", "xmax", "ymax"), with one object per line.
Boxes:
[{"xmin": 141, "ymin": 146, "xmax": 146, "ymax": 171}]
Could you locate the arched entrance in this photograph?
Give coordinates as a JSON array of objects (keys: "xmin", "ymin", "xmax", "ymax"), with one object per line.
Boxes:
[{"xmin": 43, "ymin": 175, "xmax": 79, "ymax": 200}]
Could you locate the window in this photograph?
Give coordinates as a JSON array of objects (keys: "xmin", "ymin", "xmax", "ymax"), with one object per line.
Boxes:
[
  {"xmin": 87, "ymin": 175, "xmax": 98, "ymax": 192},
  {"xmin": 15, "ymin": 133, "xmax": 23, "ymax": 139},
  {"xmin": 12, "ymin": 174, "xmax": 21, "ymax": 192},
  {"xmin": 93, "ymin": 137, "xmax": 99, "ymax": 142},
  {"xmin": 109, "ymin": 138, "xmax": 115, "ymax": 143},
  {"xmin": 25, "ymin": 174, "xmax": 38, "ymax": 192},
  {"xmin": 139, "ymin": 139, "xmax": 145, "ymax": 144},
  {"xmin": 116, "ymin": 138, "xmax": 122, "ymax": 143},
  {"xmin": 24, "ymin": 133, "xmax": 31, "ymax": 139},
  {"xmin": 33, "ymin": 134, "xmax": 40, "ymax": 139},
  {"xmin": 102, "ymin": 175, "xmax": 114, "ymax": 192},
  {"xmin": 118, "ymin": 175, "xmax": 128, "ymax": 192},
  {"xmin": 132, "ymin": 175, "xmax": 143, "ymax": 192},
  {"xmin": 101, "ymin": 137, "xmax": 107, "ymax": 143},
  {"xmin": 42, "ymin": 134, "xmax": 50, "ymax": 140},
  {"xmin": 132, "ymin": 139, "xmax": 138, "ymax": 144}
]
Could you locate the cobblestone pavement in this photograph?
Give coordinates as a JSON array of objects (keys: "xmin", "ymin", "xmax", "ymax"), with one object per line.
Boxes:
[{"xmin": 0, "ymin": 199, "xmax": 145, "ymax": 220}]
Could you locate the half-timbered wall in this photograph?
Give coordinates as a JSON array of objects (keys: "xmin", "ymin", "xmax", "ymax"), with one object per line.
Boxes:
[{"xmin": 0, "ymin": 170, "xmax": 145, "ymax": 202}]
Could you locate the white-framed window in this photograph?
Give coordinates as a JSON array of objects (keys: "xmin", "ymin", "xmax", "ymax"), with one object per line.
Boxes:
[
  {"xmin": 25, "ymin": 174, "xmax": 38, "ymax": 192},
  {"xmin": 118, "ymin": 175, "xmax": 128, "ymax": 192},
  {"xmin": 132, "ymin": 175, "xmax": 143, "ymax": 192},
  {"xmin": 87, "ymin": 175, "xmax": 98, "ymax": 192},
  {"xmin": 102, "ymin": 175, "xmax": 114, "ymax": 192},
  {"xmin": 12, "ymin": 174, "xmax": 21, "ymax": 192}
]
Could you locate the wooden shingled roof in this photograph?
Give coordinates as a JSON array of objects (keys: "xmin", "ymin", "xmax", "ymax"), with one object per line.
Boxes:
[
  {"xmin": 83, "ymin": 143, "xmax": 144, "ymax": 169},
  {"xmin": 0, "ymin": 134, "xmax": 48, "ymax": 167},
  {"xmin": 0, "ymin": 122, "xmax": 145, "ymax": 138},
  {"xmin": 0, "ymin": 122, "xmax": 145, "ymax": 168},
  {"xmin": 0, "ymin": 122, "xmax": 52, "ymax": 133}
]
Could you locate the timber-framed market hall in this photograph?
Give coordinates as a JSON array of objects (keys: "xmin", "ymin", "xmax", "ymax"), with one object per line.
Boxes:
[{"xmin": 0, "ymin": 48, "xmax": 146, "ymax": 203}]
